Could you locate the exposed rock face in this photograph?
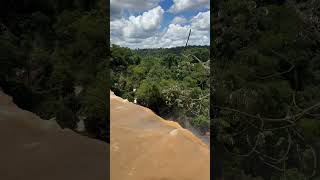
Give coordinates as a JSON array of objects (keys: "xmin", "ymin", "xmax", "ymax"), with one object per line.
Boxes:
[
  {"xmin": 110, "ymin": 91, "xmax": 210, "ymax": 180},
  {"xmin": 0, "ymin": 90, "xmax": 109, "ymax": 180}
]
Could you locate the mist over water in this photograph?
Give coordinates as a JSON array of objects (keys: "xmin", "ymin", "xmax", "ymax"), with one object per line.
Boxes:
[{"xmin": 167, "ymin": 116, "xmax": 210, "ymax": 146}]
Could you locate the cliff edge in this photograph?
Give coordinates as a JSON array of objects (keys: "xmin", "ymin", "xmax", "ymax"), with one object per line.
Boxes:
[
  {"xmin": 0, "ymin": 89, "xmax": 210, "ymax": 180},
  {"xmin": 110, "ymin": 91, "xmax": 210, "ymax": 180}
]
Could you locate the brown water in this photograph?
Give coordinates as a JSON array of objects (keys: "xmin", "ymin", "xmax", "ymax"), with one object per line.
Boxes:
[
  {"xmin": 0, "ymin": 90, "xmax": 109, "ymax": 180},
  {"xmin": 110, "ymin": 91, "xmax": 210, "ymax": 180},
  {"xmin": 0, "ymin": 89, "xmax": 209, "ymax": 180}
]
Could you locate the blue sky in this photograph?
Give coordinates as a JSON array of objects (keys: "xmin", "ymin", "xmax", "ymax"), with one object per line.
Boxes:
[
  {"xmin": 159, "ymin": 0, "xmax": 208, "ymax": 31},
  {"xmin": 110, "ymin": 0, "xmax": 210, "ymax": 49}
]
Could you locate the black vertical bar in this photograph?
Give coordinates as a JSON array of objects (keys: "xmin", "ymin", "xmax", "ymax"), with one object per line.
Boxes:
[
  {"xmin": 211, "ymin": 0, "xmax": 222, "ymax": 180},
  {"xmin": 105, "ymin": 0, "xmax": 110, "ymax": 179}
]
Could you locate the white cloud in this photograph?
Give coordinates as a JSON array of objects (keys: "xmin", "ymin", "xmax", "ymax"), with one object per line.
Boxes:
[
  {"xmin": 160, "ymin": 22, "xmax": 209, "ymax": 48},
  {"xmin": 169, "ymin": 0, "xmax": 210, "ymax": 13},
  {"xmin": 111, "ymin": 6, "xmax": 164, "ymax": 41},
  {"xmin": 160, "ymin": 10, "xmax": 210, "ymax": 48},
  {"xmin": 110, "ymin": 0, "xmax": 162, "ymax": 19},
  {"xmin": 163, "ymin": 24, "xmax": 190, "ymax": 42},
  {"xmin": 111, "ymin": 6, "xmax": 210, "ymax": 49},
  {"xmin": 191, "ymin": 11, "xmax": 210, "ymax": 31},
  {"xmin": 171, "ymin": 16, "xmax": 188, "ymax": 25}
]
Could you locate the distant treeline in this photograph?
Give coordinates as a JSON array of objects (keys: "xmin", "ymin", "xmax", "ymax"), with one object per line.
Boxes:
[{"xmin": 134, "ymin": 45, "xmax": 209, "ymax": 57}]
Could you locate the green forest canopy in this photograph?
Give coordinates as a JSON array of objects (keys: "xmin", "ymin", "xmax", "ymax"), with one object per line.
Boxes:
[
  {"xmin": 111, "ymin": 44, "xmax": 210, "ymax": 133},
  {"xmin": 0, "ymin": 0, "xmax": 109, "ymax": 142},
  {"xmin": 212, "ymin": 0, "xmax": 320, "ymax": 179},
  {"xmin": 3, "ymin": 0, "xmax": 320, "ymax": 179}
]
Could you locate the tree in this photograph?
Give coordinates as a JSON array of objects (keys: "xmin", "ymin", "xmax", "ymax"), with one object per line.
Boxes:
[{"xmin": 212, "ymin": 0, "xmax": 320, "ymax": 179}]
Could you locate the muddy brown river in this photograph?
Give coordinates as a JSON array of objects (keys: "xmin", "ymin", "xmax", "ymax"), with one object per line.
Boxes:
[
  {"xmin": 110, "ymin": 91, "xmax": 210, "ymax": 180},
  {"xmin": 0, "ymin": 90, "xmax": 209, "ymax": 180},
  {"xmin": 0, "ymin": 90, "xmax": 109, "ymax": 180}
]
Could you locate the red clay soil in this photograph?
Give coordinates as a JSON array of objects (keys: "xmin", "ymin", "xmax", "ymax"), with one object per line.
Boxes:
[
  {"xmin": 0, "ymin": 90, "xmax": 109, "ymax": 180},
  {"xmin": 110, "ymin": 91, "xmax": 210, "ymax": 180}
]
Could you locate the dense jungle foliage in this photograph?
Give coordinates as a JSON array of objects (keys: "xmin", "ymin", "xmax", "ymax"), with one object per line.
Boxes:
[
  {"xmin": 0, "ymin": 0, "xmax": 109, "ymax": 142},
  {"xmin": 111, "ymin": 45, "xmax": 210, "ymax": 134},
  {"xmin": 212, "ymin": 0, "xmax": 320, "ymax": 179}
]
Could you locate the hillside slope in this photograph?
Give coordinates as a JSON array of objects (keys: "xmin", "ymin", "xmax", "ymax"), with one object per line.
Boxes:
[
  {"xmin": 0, "ymin": 90, "xmax": 109, "ymax": 180},
  {"xmin": 110, "ymin": 91, "xmax": 210, "ymax": 180}
]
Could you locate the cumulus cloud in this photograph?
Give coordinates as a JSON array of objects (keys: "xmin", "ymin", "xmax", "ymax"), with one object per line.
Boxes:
[
  {"xmin": 111, "ymin": 6, "xmax": 164, "ymax": 41},
  {"xmin": 191, "ymin": 11, "xmax": 210, "ymax": 31},
  {"xmin": 169, "ymin": 0, "xmax": 210, "ymax": 13},
  {"xmin": 110, "ymin": 0, "xmax": 162, "ymax": 19},
  {"xmin": 160, "ymin": 21, "xmax": 209, "ymax": 48},
  {"xmin": 162, "ymin": 10, "xmax": 210, "ymax": 48},
  {"xmin": 111, "ymin": 5, "xmax": 210, "ymax": 49},
  {"xmin": 171, "ymin": 16, "xmax": 188, "ymax": 25},
  {"xmin": 137, "ymin": 25, "xmax": 208, "ymax": 49}
]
